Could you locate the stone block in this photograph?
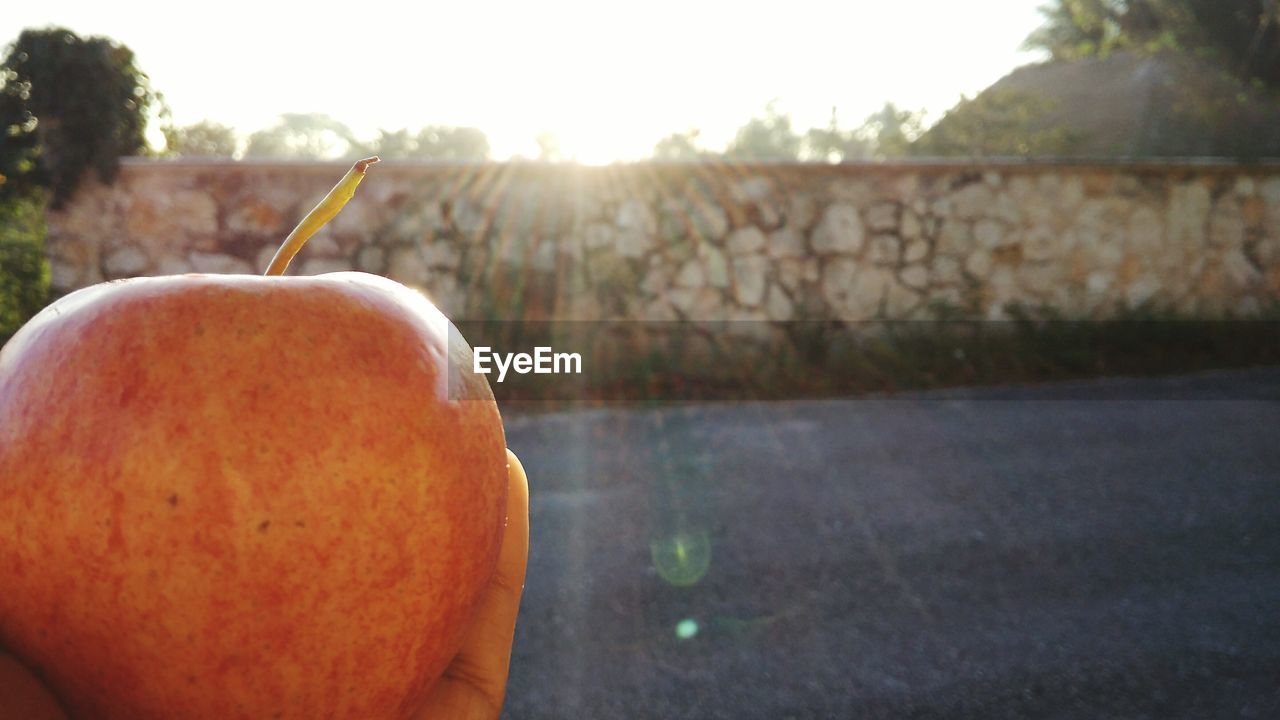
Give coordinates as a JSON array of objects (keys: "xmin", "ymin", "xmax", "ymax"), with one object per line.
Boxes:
[
  {"xmin": 811, "ymin": 202, "xmax": 865, "ymax": 255},
  {"xmin": 104, "ymin": 246, "xmax": 150, "ymax": 278},
  {"xmin": 299, "ymin": 258, "xmax": 353, "ymax": 276},
  {"xmin": 767, "ymin": 226, "xmax": 807, "ymax": 259},
  {"xmin": 727, "ymin": 226, "xmax": 766, "ymax": 255},
  {"xmin": 189, "ymin": 252, "xmax": 252, "ymax": 275},
  {"xmin": 731, "ymin": 255, "xmax": 769, "ymax": 307},
  {"xmin": 865, "ymin": 202, "xmax": 898, "ymax": 231}
]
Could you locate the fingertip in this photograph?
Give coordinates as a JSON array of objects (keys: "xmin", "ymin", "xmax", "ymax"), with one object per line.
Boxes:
[
  {"xmin": 505, "ymin": 449, "xmax": 528, "ymax": 494},
  {"xmin": 501, "ymin": 448, "xmax": 529, "ymax": 577}
]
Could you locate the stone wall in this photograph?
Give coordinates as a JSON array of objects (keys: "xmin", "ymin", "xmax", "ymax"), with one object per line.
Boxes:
[{"xmin": 46, "ymin": 159, "xmax": 1280, "ymax": 323}]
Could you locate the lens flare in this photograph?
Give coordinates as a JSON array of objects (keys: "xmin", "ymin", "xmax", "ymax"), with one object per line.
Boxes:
[{"xmin": 650, "ymin": 530, "xmax": 711, "ymax": 587}]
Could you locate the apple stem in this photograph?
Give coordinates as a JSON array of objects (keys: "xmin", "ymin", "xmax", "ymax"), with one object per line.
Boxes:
[{"xmin": 264, "ymin": 156, "xmax": 380, "ymax": 276}]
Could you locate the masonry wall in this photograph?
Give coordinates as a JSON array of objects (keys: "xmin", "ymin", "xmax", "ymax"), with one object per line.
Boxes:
[{"xmin": 46, "ymin": 160, "xmax": 1280, "ymax": 324}]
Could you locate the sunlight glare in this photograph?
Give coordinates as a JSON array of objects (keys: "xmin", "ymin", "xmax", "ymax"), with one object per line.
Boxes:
[{"xmin": 0, "ymin": 0, "xmax": 1047, "ymax": 162}]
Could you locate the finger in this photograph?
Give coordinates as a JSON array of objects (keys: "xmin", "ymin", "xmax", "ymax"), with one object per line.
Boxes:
[
  {"xmin": 487, "ymin": 449, "xmax": 530, "ymax": 613},
  {"xmin": 415, "ymin": 448, "xmax": 529, "ymax": 719},
  {"xmin": 0, "ymin": 652, "xmax": 68, "ymax": 720}
]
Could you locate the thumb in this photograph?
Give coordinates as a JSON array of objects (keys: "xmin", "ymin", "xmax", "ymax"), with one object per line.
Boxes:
[{"xmin": 415, "ymin": 448, "xmax": 529, "ymax": 719}]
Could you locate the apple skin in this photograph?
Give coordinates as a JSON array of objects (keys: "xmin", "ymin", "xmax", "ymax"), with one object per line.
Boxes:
[{"xmin": 0, "ymin": 272, "xmax": 507, "ymax": 719}]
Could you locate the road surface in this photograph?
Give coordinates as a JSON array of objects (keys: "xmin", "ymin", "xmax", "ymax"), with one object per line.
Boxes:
[{"xmin": 502, "ymin": 368, "xmax": 1280, "ymax": 719}]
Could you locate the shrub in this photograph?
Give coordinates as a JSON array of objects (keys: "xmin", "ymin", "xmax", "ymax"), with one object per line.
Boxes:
[{"xmin": 0, "ymin": 197, "xmax": 49, "ymax": 345}]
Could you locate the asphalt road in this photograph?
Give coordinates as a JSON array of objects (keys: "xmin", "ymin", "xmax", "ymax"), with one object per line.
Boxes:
[{"xmin": 500, "ymin": 368, "xmax": 1280, "ymax": 719}]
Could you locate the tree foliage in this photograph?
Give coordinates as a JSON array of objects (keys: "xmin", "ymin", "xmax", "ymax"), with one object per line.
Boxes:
[
  {"xmin": 406, "ymin": 126, "xmax": 489, "ymax": 161},
  {"xmin": 651, "ymin": 104, "xmax": 926, "ymax": 163},
  {"xmin": 0, "ymin": 28, "xmax": 157, "ymax": 207},
  {"xmin": 364, "ymin": 126, "xmax": 490, "ymax": 161},
  {"xmin": 1024, "ymin": 0, "xmax": 1280, "ymax": 89},
  {"xmin": 162, "ymin": 120, "xmax": 237, "ymax": 157},
  {"xmin": 0, "ymin": 196, "xmax": 48, "ymax": 343},
  {"xmin": 534, "ymin": 131, "xmax": 563, "ymax": 162},
  {"xmin": 912, "ymin": 91, "xmax": 1075, "ymax": 157},
  {"xmin": 724, "ymin": 101, "xmax": 802, "ymax": 161},
  {"xmin": 803, "ymin": 108, "xmax": 874, "ymax": 162},
  {"xmin": 802, "ymin": 103, "xmax": 926, "ymax": 161},
  {"xmin": 244, "ymin": 113, "xmax": 360, "ymax": 160},
  {"xmin": 911, "ymin": 90, "xmax": 1083, "ymax": 157},
  {"xmin": 244, "ymin": 118, "xmax": 491, "ymax": 161},
  {"xmin": 858, "ymin": 103, "xmax": 927, "ymax": 157},
  {"xmin": 652, "ymin": 129, "xmax": 711, "ymax": 161}
]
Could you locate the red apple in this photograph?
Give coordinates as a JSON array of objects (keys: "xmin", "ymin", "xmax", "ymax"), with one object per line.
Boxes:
[{"xmin": 0, "ymin": 271, "xmax": 507, "ymax": 719}]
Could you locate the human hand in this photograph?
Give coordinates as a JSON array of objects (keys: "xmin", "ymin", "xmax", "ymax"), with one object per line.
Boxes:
[
  {"xmin": 0, "ymin": 449, "xmax": 530, "ymax": 720},
  {"xmin": 414, "ymin": 448, "xmax": 530, "ymax": 719}
]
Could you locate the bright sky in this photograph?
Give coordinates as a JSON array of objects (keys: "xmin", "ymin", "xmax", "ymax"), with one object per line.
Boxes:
[{"xmin": 2, "ymin": 1, "xmax": 1049, "ymax": 163}]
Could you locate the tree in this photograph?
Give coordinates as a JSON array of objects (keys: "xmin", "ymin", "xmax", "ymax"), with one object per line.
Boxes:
[
  {"xmin": 652, "ymin": 129, "xmax": 712, "ymax": 160},
  {"xmin": 411, "ymin": 126, "xmax": 489, "ymax": 161},
  {"xmin": 910, "ymin": 90, "xmax": 1082, "ymax": 157},
  {"xmin": 858, "ymin": 103, "xmax": 926, "ymax": 157},
  {"xmin": 162, "ymin": 121, "xmax": 237, "ymax": 157},
  {"xmin": 1023, "ymin": 0, "xmax": 1143, "ymax": 60},
  {"xmin": 362, "ymin": 126, "xmax": 489, "ymax": 161},
  {"xmin": 535, "ymin": 131, "xmax": 563, "ymax": 162},
  {"xmin": 800, "ymin": 104, "xmax": 925, "ymax": 162},
  {"xmin": 244, "ymin": 113, "xmax": 360, "ymax": 159},
  {"xmin": 724, "ymin": 101, "xmax": 802, "ymax": 161},
  {"xmin": 0, "ymin": 28, "xmax": 157, "ymax": 207},
  {"xmin": 803, "ymin": 108, "xmax": 872, "ymax": 162},
  {"xmin": 0, "ymin": 195, "xmax": 48, "ymax": 344},
  {"xmin": 1024, "ymin": 1, "xmax": 1280, "ymax": 89},
  {"xmin": 367, "ymin": 129, "xmax": 417, "ymax": 158}
]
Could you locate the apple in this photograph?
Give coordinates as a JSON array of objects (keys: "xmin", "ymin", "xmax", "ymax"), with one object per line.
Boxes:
[{"xmin": 0, "ymin": 159, "xmax": 509, "ymax": 718}]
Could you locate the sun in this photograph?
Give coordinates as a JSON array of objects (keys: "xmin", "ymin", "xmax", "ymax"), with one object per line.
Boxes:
[{"xmin": 542, "ymin": 112, "xmax": 655, "ymax": 165}]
